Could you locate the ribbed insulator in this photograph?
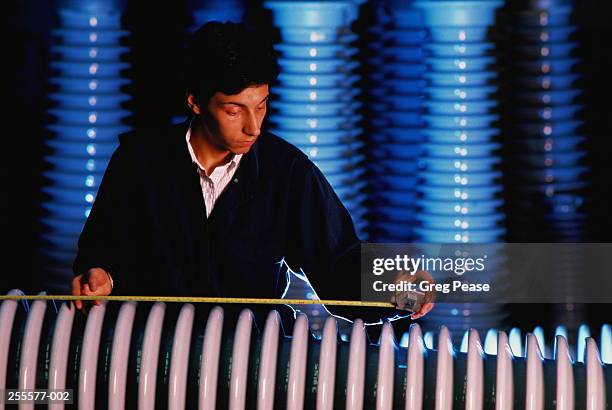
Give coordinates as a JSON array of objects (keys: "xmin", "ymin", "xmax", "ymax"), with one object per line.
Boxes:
[
  {"xmin": 0, "ymin": 293, "xmax": 608, "ymax": 409},
  {"xmin": 265, "ymin": 1, "xmax": 368, "ymax": 239},
  {"xmin": 41, "ymin": 3, "xmax": 132, "ymax": 294},
  {"xmin": 365, "ymin": 1, "xmax": 426, "ymax": 243},
  {"xmin": 412, "ymin": 0, "xmax": 509, "ymax": 335}
]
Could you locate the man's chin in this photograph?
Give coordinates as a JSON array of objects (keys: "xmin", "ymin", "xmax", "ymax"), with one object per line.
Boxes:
[{"xmin": 232, "ymin": 146, "xmax": 252, "ymax": 155}]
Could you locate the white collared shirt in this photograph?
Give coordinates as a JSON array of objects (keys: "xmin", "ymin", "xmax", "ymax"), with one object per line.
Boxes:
[{"xmin": 186, "ymin": 122, "xmax": 243, "ymax": 218}]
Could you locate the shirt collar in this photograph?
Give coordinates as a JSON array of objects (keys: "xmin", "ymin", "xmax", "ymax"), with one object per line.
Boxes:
[{"xmin": 185, "ymin": 117, "xmax": 243, "ymax": 175}]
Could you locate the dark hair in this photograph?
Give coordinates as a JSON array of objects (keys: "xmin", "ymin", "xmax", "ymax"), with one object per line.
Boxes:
[{"xmin": 184, "ymin": 21, "xmax": 280, "ymax": 105}]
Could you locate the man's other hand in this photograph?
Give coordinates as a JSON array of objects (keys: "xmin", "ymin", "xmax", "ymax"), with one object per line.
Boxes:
[
  {"xmin": 71, "ymin": 267, "xmax": 113, "ymax": 310},
  {"xmin": 391, "ymin": 270, "xmax": 436, "ymax": 320}
]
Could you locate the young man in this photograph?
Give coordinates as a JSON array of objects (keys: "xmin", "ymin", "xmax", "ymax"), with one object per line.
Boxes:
[{"xmin": 71, "ymin": 22, "xmax": 434, "ymax": 321}]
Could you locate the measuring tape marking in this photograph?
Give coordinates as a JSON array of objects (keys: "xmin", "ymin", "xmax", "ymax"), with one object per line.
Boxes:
[{"xmin": 0, "ymin": 294, "xmax": 395, "ymax": 308}]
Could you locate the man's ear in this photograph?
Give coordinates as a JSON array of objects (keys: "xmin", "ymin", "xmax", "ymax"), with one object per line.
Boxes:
[{"xmin": 186, "ymin": 93, "xmax": 201, "ymax": 115}]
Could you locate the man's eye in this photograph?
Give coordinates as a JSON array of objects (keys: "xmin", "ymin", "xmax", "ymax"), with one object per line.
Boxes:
[
  {"xmin": 227, "ymin": 111, "xmax": 239, "ymax": 116},
  {"xmin": 257, "ymin": 104, "xmax": 266, "ymax": 111}
]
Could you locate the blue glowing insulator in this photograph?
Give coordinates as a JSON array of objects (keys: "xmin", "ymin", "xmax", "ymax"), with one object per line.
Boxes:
[
  {"xmin": 50, "ymin": 60, "xmax": 129, "ymax": 77},
  {"xmin": 270, "ymin": 115, "xmax": 361, "ymax": 131},
  {"xmin": 418, "ymin": 1, "xmax": 503, "ymax": 26},
  {"xmin": 46, "ymin": 124, "xmax": 130, "ymax": 141},
  {"xmin": 44, "ymin": 156, "xmax": 110, "ymax": 173},
  {"xmin": 48, "ymin": 108, "xmax": 130, "ymax": 126},
  {"xmin": 428, "ymin": 26, "xmax": 490, "ymax": 43},
  {"xmin": 414, "ymin": 1, "xmax": 506, "ymax": 333},
  {"xmin": 277, "ymin": 58, "xmax": 359, "ymax": 74},
  {"xmin": 51, "ymin": 28, "xmax": 128, "ymax": 45},
  {"xmin": 57, "ymin": 8, "xmax": 122, "ymax": 29},
  {"xmin": 425, "ymin": 42, "xmax": 494, "ymax": 57},
  {"xmin": 295, "ymin": 142, "xmax": 363, "ymax": 161},
  {"xmin": 42, "ymin": 171, "xmax": 104, "ymax": 190},
  {"xmin": 424, "ymin": 85, "xmax": 497, "ymax": 101},
  {"xmin": 272, "ymin": 101, "xmax": 361, "ymax": 117},
  {"xmin": 420, "ymin": 170, "xmax": 502, "ymax": 186},
  {"xmin": 363, "ymin": 1, "xmax": 425, "ymax": 242},
  {"xmin": 50, "ymin": 44, "xmax": 129, "ymax": 61},
  {"xmin": 265, "ymin": 1, "xmax": 365, "ymax": 240},
  {"xmin": 41, "ymin": 203, "xmax": 94, "ymax": 222},
  {"xmin": 422, "ymin": 128, "xmax": 497, "ymax": 144},
  {"xmin": 48, "ymin": 93, "xmax": 130, "ymax": 110},
  {"xmin": 427, "ymin": 56, "xmax": 496, "ymax": 72},
  {"xmin": 41, "ymin": 3, "xmax": 132, "ymax": 291},
  {"xmin": 265, "ymin": 1, "xmax": 358, "ymax": 28},
  {"xmin": 417, "ymin": 198, "xmax": 503, "ymax": 215},
  {"xmin": 276, "ymin": 73, "xmax": 360, "ymax": 88},
  {"xmin": 501, "ymin": 1, "xmax": 590, "ymax": 246},
  {"xmin": 270, "ymin": 128, "xmax": 359, "ymax": 146},
  {"xmin": 45, "ymin": 139, "xmax": 116, "ymax": 157},
  {"xmin": 273, "ymin": 87, "xmax": 360, "ymax": 103},
  {"xmin": 275, "ymin": 43, "xmax": 358, "ymax": 59},
  {"xmin": 50, "ymin": 77, "xmax": 130, "ymax": 93},
  {"xmin": 279, "ymin": 27, "xmax": 354, "ymax": 44},
  {"xmin": 416, "ymin": 214, "xmax": 504, "ymax": 230},
  {"xmin": 421, "ymin": 157, "xmax": 501, "ymax": 173},
  {"xmin": 413, "ymin": 228, "xmax": 505, "ymax": 243},
  {"xmin": 421, "ymin": 142, "xmax": 500, "ymax": 158}
]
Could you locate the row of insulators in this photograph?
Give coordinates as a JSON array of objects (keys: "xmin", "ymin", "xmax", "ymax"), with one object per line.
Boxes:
[
  {"xmin": 0, "ymin": 291, "xmax": 608, "ymax": 409},
  {"xmin": 42, "ymin": 7, "xmax": 131, "ymax": 294}
]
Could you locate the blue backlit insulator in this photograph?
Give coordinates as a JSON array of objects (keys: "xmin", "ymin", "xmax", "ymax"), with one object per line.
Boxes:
[
  {"xmin": 414, "ymin": 0, "xmax": 508, "ymax": 339},
  {"xmin": 41, "ymin": 3, "xmax": 132, "ymax": 293},
  {"xmin": 498, "ymin": 0, "xmax": 591, "ymax": 329},
  {"xmin": 500, "ymin": 1, "xmax": 589, "ymax": 243},
  {"xmin": 265, "ymin": 1, "xmax": 367, "ymax": 240},
  {"xmin": 366, "ymin": 1, "xmax": 427, "ymax": 242}
]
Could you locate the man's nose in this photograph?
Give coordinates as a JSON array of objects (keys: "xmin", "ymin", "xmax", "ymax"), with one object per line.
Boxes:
[{"xmin": 243, "ymin": 112, "xmax": 261, "ymax": 137}]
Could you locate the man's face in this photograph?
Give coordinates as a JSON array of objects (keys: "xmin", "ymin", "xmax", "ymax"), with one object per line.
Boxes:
[{"xmin": 191, "ymin": 84, "xmax": 269, "ymax": 155}]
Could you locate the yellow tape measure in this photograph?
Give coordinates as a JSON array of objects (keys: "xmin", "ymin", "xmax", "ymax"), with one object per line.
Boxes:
[{"xmin": 0, "ymin": 294, "xmax": 394, "ymax": 308}]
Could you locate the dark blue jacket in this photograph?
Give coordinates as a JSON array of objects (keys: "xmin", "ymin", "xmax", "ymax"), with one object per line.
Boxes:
[{"xmin": 73, "ymin": 121, "xmax": 363, "ymax": 304}]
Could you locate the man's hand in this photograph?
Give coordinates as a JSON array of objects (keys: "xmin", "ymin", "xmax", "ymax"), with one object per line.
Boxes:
[
  {"xmin": 71, "ymin": 268, "xmax": 113, "ymax": 310},
  {"xmin": 390, "ymin": 270, "xmax": 436, "ymax": 320}
]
